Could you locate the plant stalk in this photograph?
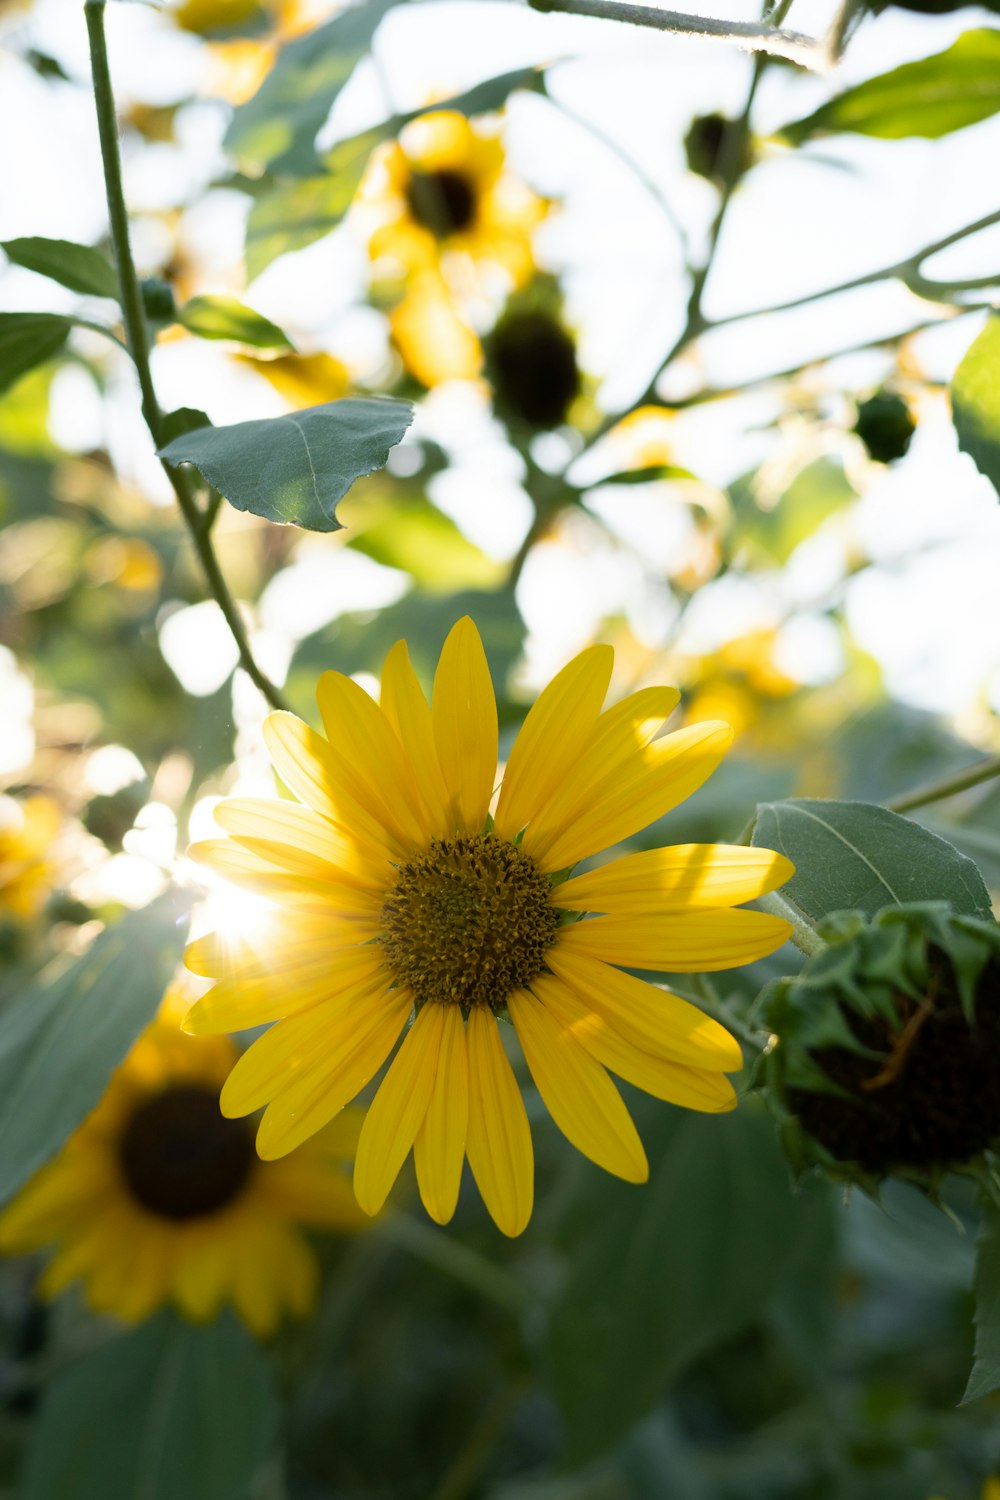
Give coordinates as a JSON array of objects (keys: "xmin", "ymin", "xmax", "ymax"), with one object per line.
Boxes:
[{"xmin": 84, "ymin": 0, "xmax": 289, "ymax": 713}]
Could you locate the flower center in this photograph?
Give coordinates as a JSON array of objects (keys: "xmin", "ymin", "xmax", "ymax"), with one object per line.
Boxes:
[
  {"xmin": 405, "ymin": 168, "xmax": 477, "ymax": 237},
  {"xmin": 379, "ymin": 833, "xmax": 559, "ymax": 1011},
  {"xmin": 119, "ymin": 1085, "xmax": 256, "ymax": 1221}
]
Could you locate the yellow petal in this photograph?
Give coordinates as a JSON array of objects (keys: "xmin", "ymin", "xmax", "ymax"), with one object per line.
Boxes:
[
  {"xmin": 184, "ymin": 945, "xmax": 387, "ymax": 1034},
  {"xmin": 353, "ymin": 1004, "xmax": 444, "ymax": 1216},
  {"xmin": 546, "ymin": 945, "xmax": 743, "ymax": 1070},
  {"xmin": 492, "ymin": 644, "xmax": 613, "ymax": 842},
  {"xmin": 256, "ymin": 993, "xmax": 412, "ymax": 1158},
  {"xmin": 529, "ymin": 721, "xmax": 735, "ymax": 872},
  {"xmin": 414, "ymin": 1004, "xmax": 469, "ymax": 1225},
  {"xmin": 188, "ymin": 840, "xmax": 382, "ymax": 918},
  {"xmin": 184, "ymin": 909, "xmax": 366, "ymax": 979},
  {"xmin": 531, "ymin": 974, "xmax": 737, "ymax": 1113},
  {"xmin": 556, "ymin": 844, "xmax": 795, "ymax": 914},
  {"xmin": 263, "ymin": 712, "xmax": 402, "ymax": 861},
  {"xmin": 214, "ymin": 797, "xmax": 389, "ymax": 888},
  {"xmin": 316, "ymin": 670, "xmax": 433, "ymax": 851},
  {"xmin": 380, "ymin": 640, "xmax": 452, "ymax": 836},
  {"xmin": 464, "ymin": 1008, "xmax": 533, "ymax": 1237},
  {"xmin": 558, "ymin": 907, "xmax": 792, "ymax": 971},
  {"xmin": 432, "ymin": 617, "xmax": 498, "ymax": 834},
  {"xmin": 509, "ymin": 989, "xmax": 648, "ymax": 1182},
  {"xmin": 220, "ymin": 977, "xmax": 397, "ymax": 1116},
  {"xmin": 521, "ymin": 686, "xmax": 681, "ymax": 865}
]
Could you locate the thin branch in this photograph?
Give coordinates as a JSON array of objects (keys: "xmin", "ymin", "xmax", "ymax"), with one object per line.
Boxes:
[
  {"xmin": 528, "ymin": 0, "xmax": 825, "ymax": 69},
  {"xmin": 887, "ymin": 754, "xmax": 1000, "ymax": 815},
  {"xmin": 755, "ymin": 889, "xmax": 826, "ymax": 957},
  {"xmin": 84, "ymin": 0, "xmax": 289, "ymax": 713}
]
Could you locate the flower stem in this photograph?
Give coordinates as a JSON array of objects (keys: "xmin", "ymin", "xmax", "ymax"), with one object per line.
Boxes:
[
  {"xmin": 84, "ymin": 0, "xmax": 289, "ymax": 713},
  {"xmin": 528, "ymin": 0, "xmax": 824, "ymax": 68},
  {"xmin": 887, "ymin": 754, "xmax": 1000, "ymax": 815},
  {"xmin": 376, "ymin": 1211, "xmax": 531, "ymax": 1316},
  {"xmin": 755, "ymin": 889, "xmax": 826, "ymax": 957}
]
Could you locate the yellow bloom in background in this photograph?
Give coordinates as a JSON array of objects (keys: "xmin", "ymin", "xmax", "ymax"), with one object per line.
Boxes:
[
  {"xmin": 365, "ymin": 111, "xmax": 546, "ymax": 287},
  {"xmin": 0, "ymin": 989, "xmax": 366, "ymax": 1335},
  {"xmin": 389, "ymin": 270, "xmax": 484, "ymax": 387},
  {"xmin": 186, "ymin": 619, "xmax": 792, "ymax": 1237},
  {"xmin": 0, "ymin": 795, "xmax": 60, "ymax": 922}
]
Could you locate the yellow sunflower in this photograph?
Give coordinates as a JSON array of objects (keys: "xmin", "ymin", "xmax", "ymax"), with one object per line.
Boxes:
[
  {"xmin": 0, "ymin": 795, "xmax": 60, "ymax": 922},
  {"xmin": 0, "ymin": 988, "xmax": 366, "ymax": 1334},
  {"xmin": 365, "ymin": 111, "xmax": 546, "ymax": 287},
  {"xmin": 184, "ymin": 619, "xmax": 793, "ymax": 1237}
]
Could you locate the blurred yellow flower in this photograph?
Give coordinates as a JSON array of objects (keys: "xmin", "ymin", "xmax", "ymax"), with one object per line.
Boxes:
[
  {"xmin": 0, "ymin": 795, "xmax": 60, "ymax": 922},
  {"xmin": 239, "ymin": 351, "xmax": 350, "ymax": 408},
  {"xmin": 390, "ymin": 270, "xmax": 483, "ymax": 387},
  {"xmin": 0, "ymin": 989, "xmax": 366, "ymax": 1335},
  {"xmin": 184, "ymin": 618, "xmax": 792, "ymax": 1237},
  {"xmin": 365, "ymin": 111, "xmax": 546, "ymax": 287}
]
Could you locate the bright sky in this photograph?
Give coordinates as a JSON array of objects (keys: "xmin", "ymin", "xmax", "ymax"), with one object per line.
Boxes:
[{"xmin": 2, "ymin": 0, "xmax": 999, "ymax": 725}]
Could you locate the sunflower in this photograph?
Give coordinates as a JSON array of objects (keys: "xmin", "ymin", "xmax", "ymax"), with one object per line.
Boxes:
[
  {"xmin": 184, "ymin": 619, "xmax": 793, "ymax": 1236},
  {"xmin": 0, "ymin": 989, "xmax": 366, "ymax": 1334},
  {"xmin": 365, "ymin": 111, "xmax": 546, "ymax": 287},
  {"xmin": 0, "ymin": 795, "xmax": 60, "ymax": 922}
]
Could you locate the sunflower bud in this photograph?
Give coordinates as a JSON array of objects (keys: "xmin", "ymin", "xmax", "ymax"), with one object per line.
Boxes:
[
  {"xmin": 853, "ymin": 389, "xmax": 916, "ymax": 464},
  {"xmin": 763, "ymin": 903, "xmax": 1000, "ymax": 1192},
  {"xmin": 485, "ymin": 303, "xmax": 581, "ymax": 430}
]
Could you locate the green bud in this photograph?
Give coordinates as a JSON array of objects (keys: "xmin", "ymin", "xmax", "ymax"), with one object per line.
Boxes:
[
  {"xmin": 762, "ymin": 903, "xmax": 1000, "ymax": 1193},
  {"xmin": 683, "ymin": 113, "xmax": 755, "ymax": 185},
  {"xmin": 485, "ymin": 306, "xmax": 581, "ymax": 431},
  {"xmin": 853, "ymin": 390, "xmax": 916, "ymax": 464},
  {"xmin": 140, "ymin": 277, "xmax": 177, "ymax": 325}
]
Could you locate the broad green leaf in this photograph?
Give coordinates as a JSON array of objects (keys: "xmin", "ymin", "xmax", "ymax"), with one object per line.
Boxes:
[
  {"xmin": 546, "ymin": 1102, "xmax": 832, "ymax": 1461},
  {"xmin": 752, "ymin": 799, "xmax": 992, "ymax": 922},
  {"xmin": 964, "ymin": 1205, "xmax": 1000, "ymax": 1402},
  {"xmin": 593, "ymin": 463, "xmax": 696, "ymax": 486},
  {"xmin": 0, "ymin": 312, "xmax": 73, "ymax": 397},
  {"xmin": 18, "ymin": 1312, "xmax": 278, "ymax": 1500},
  {"xmin": 339, "ymin": 487, "xmax": 503, "ymax": 590},
  {"xmin": 2, "ymin": 236, "xmax": 119, "ymax": 299},
  {"xmin": 244, "ymin": 133, "xmax": 378, "ymax": 278},
  {"xmin": 778, "ymin": 30, "xmax": 1000, "ymax": 142},
  {"xmin": 952, "ymin": 314, "xmax": 1000, "ymax": 499},
  {"xmin": 225, "ymin": 0, "xmax": 400, "ymax": 175},
  {"xmin": 160, "ymin": 405, "xmax": 211, "ymax": 444},
  {"xmin": 730, "ymin": 457, "xmax": 857, "ymax": 565},
  {"xmin": 177, "ymin": 294, "xmax": 293, "ymax": 350},
  {"xmin": 157, "ymin": 396, "xmax": 413, "ymax": 531},
  {"xmin": 0, "ymin": 889, "xmax": 190, "ymax": 1206}
]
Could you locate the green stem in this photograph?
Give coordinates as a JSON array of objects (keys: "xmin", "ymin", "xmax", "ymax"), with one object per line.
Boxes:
[
  {"xmin": 755, "ymin": 890, "xmax": 826, "ymax": 957},
  {"xmin": 887, "ymin": 754, "xmax": 1000, "ymax": 815},
  {"xmin": 528, "ymin": 0, "xmax": 823, "ymax": 68},
  {"xmin": 84, "ymin": 0, "xmax": 289, "ymax": 713},
  {"xmin": 376, "ymin": 1211, "xmax": 530, "ymax": 1316},
  {"xmin": 427, "ymin": 1382, "xmax": 525, "ymax": 1500}
]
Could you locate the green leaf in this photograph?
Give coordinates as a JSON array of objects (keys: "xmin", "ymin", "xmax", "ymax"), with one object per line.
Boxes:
[
  {"xmin": 160, "ymin": 406, "xmax": 212, "ymax": 445},
  {"xmin": 225, "ymin": 0, "xmax": 400, "ymax": 175},
  {"xmin": 244, "ymin": 134, "xmax": 377, "ymax": 278},
  {"xmin": 751, "ymin": 799, "xmax": 993, "ymax": 922},
  {"xmin": 2, "ymin": 236, "xmax": 119, "ymax": 299},
  {"xmin": 964, "ymin": 1205, "xmax": 1000, "ymax": 1402},
  {"xmin": 952, "ymin": 314, "xmax": 1000, "ymax": 499},
  {"xmin": 778, "ymin": 30, "xmax": 1000, "ymax": 142},
  {"xmin": 546, "ymin": 1102, "xmax": 832, "ymax": 1461},
  {"xmin": 0, "ymin": 312, "xmax": 73, "ymax": 397},
  {"xmin": 157, "ymin": 396, "xmax": 413, "ymax": 531},
  {"xmin": 593, "ymin": 463, "xmax": 697, "ymax": 486},
  {"xmin": 0, "ymin": 889, "xmax": 190, "ymax": 1206},
  {"xmin": 340, "ymin": 489, "xmax": 503, "ymax": 590},
  {"xmin": 177, "ymin": 294, "xmax": 293, "ymax": 350},
  {"xmin": 18, "ymin": 1312, "xmax": 278, "ymax": 1500}
]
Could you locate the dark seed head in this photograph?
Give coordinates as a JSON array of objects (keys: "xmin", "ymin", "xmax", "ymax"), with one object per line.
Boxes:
[
  {"xmin": 405, "ymin": 169, "xmax": 478, "ymax": 238},
  {"xmin": 487, "ymin": 309, "xmax": 581, "ymax": 429},
  {"xmin": 854, "ymin": 390, "xmax": 916, "ymax": 464},
  {"xmin": 119, "ymin": 1084, "xmax": 256, "ymax": 1221},
  {"xmin": 378, "ymin": 833, "xmax": 559, "ymax": 1011}
]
